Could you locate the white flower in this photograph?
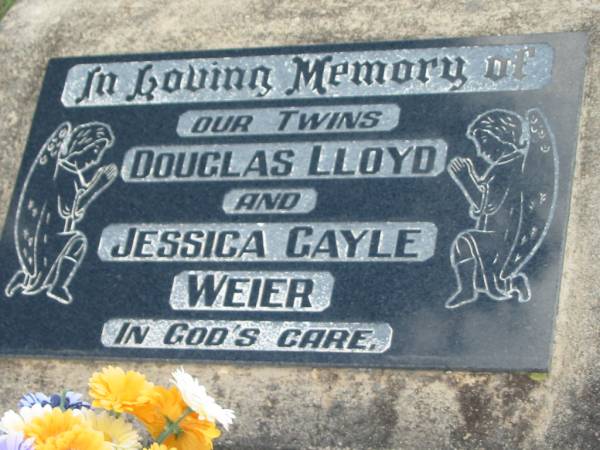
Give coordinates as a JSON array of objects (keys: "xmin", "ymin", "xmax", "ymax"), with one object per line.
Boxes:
[
  {"xmin": 171, "ymin": 367, "xmax": 235, "ymax": 430},
  {"xmin": 0, "ymin": 411, "xmax": 23, "ymax": 434},
  {"xmin": 80, "ymin": 409, "xmax": 141, "ymax": 449},
  {"xmin": 0, "ymin": 404, "xmax": 52, "ymax": 433}
]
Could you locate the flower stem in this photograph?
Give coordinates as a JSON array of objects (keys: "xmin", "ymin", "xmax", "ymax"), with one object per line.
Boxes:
[
  {"xmin": 156, "ymin": 407, "xmax": 193, "ymax": 444},
  {"xmin": 59, "ymin": 390, "xmax": 67, "ymax": 411}
]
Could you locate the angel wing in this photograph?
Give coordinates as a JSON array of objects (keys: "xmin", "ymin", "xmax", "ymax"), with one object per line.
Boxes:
[
  {"xmin": 14, "ymin": 122, "xmax": 72, "ymax": 275},
  {"xmin": 504, "ymin": 109, "xmax": 558, "ymax": 277}
]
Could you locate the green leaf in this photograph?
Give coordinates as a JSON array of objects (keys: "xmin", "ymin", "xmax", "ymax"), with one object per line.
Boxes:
[
  {"xmin": 0, "ymin": 0, "xmax": 15, "ymax": 21},
  {"xmin": 528, "ymin": 372, "xmax": 548, "ymax": 382}
]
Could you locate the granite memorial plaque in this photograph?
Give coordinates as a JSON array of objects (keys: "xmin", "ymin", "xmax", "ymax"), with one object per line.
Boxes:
[{"xmin": 0, "ymin": 32, "xmax": 587, "ymax": 370}]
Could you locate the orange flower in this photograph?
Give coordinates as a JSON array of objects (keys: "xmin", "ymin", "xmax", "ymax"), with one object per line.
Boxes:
[
  {"xmin": 88, "ymin": 366, "xmax": 154, "ymax": 414},
  {"xmin": 137, "ymin": 386, "xmax": 220, "ymax": 450}
]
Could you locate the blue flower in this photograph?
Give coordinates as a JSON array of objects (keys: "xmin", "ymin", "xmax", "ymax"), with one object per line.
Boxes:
[
  {"xmin": 0, "ymin": 432, "xmax": 34, "ymax": 450},
  {"xmin": 18, "ymin": 391, "xmax": 90, "ymax": 410},
  {"xmin": 18, "ymin": 392, "xmax": 49, "ymax": 408}
]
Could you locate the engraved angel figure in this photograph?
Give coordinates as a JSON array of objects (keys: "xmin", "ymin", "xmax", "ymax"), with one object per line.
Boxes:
[
  {"xmin": 445, "ymin": 109, "xmax": 557, "ymax": 309},
  {"xmin": 5, "ymin": 122, "xmax": 118, "ymax": 305}
]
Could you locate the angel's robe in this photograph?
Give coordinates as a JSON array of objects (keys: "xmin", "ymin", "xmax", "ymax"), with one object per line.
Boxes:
[
  {"xmin": 460, "ymin": 150, "xmax": 526, "ymax": 293},
  {"xmin": 21, "ymin": 160, "xmax": 86, "ymax": 292}
]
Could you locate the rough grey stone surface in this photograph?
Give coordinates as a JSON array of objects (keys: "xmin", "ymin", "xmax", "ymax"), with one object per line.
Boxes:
[{"xmin": 0, "ymin": 1, "xmax": 598, "ymax": 449}]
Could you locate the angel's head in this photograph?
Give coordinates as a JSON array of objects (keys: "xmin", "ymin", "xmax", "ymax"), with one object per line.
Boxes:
[
  {"xmin": 468, "ymin": 110, "xmax": 527, "ymax": 164},
  {"xmin": 62, "ymin": 123, "xmax": 114, "ymax": 172}
]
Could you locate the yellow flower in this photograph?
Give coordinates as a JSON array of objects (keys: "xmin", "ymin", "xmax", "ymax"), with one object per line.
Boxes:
[
  {"xmin": 39, "ymin": 425, "xmax": 108, "ymax": 450},
  {"xmin": 24, "ymin": 408, "xmax": 82, "ymax": 441},
  {"xmin": 136, "ymin": 386, "xmax": 220, "ymax": 450},
  {"xmin": 81, "ymin": 409, "xmax": 141, "ymax": 449},
  {"xmin": 24, "ymin": 408, "xmax": 109, "ymax": 450},
  {"xmin": 144, "ymin": 445, "xmax": 177, "ymax": 450},
  {"xmin": 89, "ymin": 366, "xmax": 154, "ymax": 414}
]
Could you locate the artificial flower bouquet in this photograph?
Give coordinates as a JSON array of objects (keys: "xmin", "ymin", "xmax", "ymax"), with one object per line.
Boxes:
[{"xmin": 0, "ymin": 366, "xmax": 234, "ymax": 450}]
